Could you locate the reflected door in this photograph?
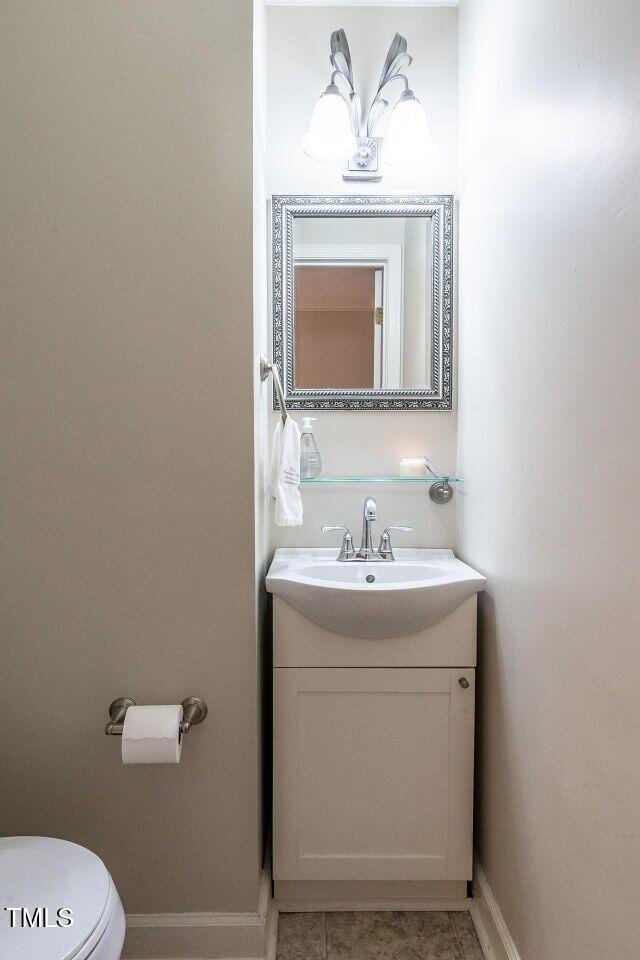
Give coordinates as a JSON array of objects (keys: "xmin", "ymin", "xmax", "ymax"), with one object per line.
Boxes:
[{"xmin": 294, "ymin": 265, "xmax": 379, "ymax": 389}]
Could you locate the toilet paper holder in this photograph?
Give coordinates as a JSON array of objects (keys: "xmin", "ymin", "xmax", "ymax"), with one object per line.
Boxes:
[{"xmin": 105, "ymin": 697, "xmax": 208, "ymax": 736}]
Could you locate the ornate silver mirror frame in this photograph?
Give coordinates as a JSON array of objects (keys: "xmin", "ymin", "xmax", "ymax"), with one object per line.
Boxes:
[{"xmin": 271, "ymin": 194, "xmax": 453, "ymax": 411}]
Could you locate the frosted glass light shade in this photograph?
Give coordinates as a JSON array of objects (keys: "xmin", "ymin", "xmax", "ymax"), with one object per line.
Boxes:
[
  {"xmin": 385, "ymin": 91, "xmax": 432, "ymax": 166},
  {"xmin": 303, "ymin": 85, "xmax": 357, "ymax": 162}
]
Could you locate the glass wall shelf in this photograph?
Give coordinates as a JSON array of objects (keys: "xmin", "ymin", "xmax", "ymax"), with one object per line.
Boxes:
[{"xmin": 300, "ymin": 476, "xmax": 462, "ymax": 484}]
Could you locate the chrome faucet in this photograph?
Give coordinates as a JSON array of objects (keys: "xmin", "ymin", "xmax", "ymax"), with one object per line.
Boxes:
[
  {"xmin": 322, "ymin": 497, "xmax": 412, "ymax": 561},
  {"xmin": 359, "ymin": 497, "xmax": 379, "ymax": 559}
]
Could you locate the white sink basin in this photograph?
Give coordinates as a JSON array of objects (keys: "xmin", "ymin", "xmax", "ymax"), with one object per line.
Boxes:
[{"xmin": 266, "ymin": 548, "xmax": 486, "ymax": 639}]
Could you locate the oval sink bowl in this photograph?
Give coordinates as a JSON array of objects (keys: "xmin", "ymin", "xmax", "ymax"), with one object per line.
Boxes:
[{"xmin": 266, "ymin": 548, "xmax": 486, "ymax": 639}]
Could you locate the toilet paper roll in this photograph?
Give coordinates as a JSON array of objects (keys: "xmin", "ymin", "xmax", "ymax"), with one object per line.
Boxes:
[{"xmin": 121, "ymin": 704, "xmax": 183, "ymax": 764}]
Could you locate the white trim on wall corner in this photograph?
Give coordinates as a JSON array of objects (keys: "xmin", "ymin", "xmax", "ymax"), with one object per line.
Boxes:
[{"xmin": 469, "ymin": 860, "xmax": 522, "ymax": 960}]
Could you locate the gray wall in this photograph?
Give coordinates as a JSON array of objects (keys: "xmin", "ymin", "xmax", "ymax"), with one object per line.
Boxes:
[
  {"xmin": 458, "ymin": 0, "xmax": 640, "ymax": 957},
  {"xmin": 1, "ymin": 0, "xmax": 262, "ymax": 914}
]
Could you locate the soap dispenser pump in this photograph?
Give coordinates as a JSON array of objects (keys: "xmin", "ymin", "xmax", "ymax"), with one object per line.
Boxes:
[{"xmin": 300, "ymin": 417, "xmax": 323, "ymax": 479}]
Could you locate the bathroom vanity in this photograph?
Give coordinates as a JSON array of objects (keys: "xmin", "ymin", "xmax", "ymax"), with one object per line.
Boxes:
[
  {"xmin": 267, "ymin": 546, "xmax": 485, "ymax": 906},
  {"xmin": 266, "ymin": 192, "xmax": 477, "ymax": 905}
]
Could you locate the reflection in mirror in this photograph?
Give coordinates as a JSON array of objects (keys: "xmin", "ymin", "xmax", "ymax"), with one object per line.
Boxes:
[
  {"xmin": 295, "ymin": 264, "xmax": 380, "ymax": 388},
  {"xmin": 293, "ymin": 216, "xmax": 432, "ymax": 391},
  {"xmin": 272, "ymin": 195, "xmax": 453, "ymax": 410}
]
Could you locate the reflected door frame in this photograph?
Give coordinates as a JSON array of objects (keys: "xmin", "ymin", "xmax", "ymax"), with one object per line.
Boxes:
[{"xmin": 295, "ymin": 244, "xmax": 403, "ymax": 389}]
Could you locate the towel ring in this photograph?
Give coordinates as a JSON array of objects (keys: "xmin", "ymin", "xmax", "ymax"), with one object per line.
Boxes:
[{"xmin": 260, "ymin": 356, "xmax": 288, "ymax": 424}]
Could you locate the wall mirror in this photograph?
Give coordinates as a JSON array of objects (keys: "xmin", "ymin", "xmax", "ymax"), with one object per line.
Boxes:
[{"xmin": 272, "ymin": 195, "xmax": 453, "ymax": 410}]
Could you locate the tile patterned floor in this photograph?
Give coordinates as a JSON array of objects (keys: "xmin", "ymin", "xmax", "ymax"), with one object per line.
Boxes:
[{"xmin": 276, "ymin": 911, "xmax": 484, "ymax": 960}]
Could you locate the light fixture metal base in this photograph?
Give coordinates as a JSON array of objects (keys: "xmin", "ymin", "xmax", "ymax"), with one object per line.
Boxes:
[{"xmin": 342, "ymin": 137, "xmax": 383, "ymax": 181}]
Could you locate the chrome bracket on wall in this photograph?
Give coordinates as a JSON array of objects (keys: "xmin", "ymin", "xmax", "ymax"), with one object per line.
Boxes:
[
  {"xmin": 260, "ymin": 355, "xmax": 289, "ymax": 424},
  {"xmin": 429, "ymin": 479, "xmax": 454, "ymax": 504},
  {"xmin": 104, "ymin": 697, "xmax": 208, "ymax": 736},
  {"xmin": 425, "ymin": 459, "xmax": 455, "ymax": 504}
]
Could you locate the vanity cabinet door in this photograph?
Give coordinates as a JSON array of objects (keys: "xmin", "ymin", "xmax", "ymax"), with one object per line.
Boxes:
[{"xmin": 273, "ymin": 667, "xmax": 475, "ymax": 883}]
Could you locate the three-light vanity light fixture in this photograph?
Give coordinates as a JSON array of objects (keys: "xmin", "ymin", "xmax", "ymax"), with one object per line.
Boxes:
[{"xmin": 303, "ymin": 29, "xmax": 431, "ymax": 181}]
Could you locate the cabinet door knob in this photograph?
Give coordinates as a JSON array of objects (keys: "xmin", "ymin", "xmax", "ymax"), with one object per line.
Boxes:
[{"xmin": 458, "ymin": 677, "xmax": 470, "ymax": 689}]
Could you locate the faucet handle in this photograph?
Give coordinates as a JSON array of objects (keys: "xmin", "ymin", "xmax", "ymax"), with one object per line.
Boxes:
[
  {"xmin": 321, "ymin": 525, "xmax": 355, "ymax": 561},
  {"xmin": 377, "ymin": 525, "xmax": 412, "ymax": 560}
]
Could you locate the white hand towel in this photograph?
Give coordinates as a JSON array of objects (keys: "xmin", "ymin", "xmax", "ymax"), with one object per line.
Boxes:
[{"xmin": 270, "ymin": 417, "xmax": 303, "ymax": 526}]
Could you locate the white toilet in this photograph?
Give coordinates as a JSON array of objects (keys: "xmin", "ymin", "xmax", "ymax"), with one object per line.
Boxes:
[{"xmin": 0, "ymin": 836, "xmax": 125, "ymax": 960}]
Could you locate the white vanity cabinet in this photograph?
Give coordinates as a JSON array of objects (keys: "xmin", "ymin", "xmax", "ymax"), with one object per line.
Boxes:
[{"xmin": 272, "ymin": 593, "xmax": 478, "ymax": 904}]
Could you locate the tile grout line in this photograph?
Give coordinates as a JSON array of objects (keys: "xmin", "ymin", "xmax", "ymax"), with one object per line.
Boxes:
[{"xmin": 448, "ymin": 911, "xmax": 466, "ymax": 960}]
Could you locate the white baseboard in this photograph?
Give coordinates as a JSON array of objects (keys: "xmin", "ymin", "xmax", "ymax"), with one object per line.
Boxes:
[
  {"xmin": 122, "ymin": 857, "xmax": 520, "ymax": 960},
  {"xmin": 470, "ymin": 859, "xmax": 521, "ymax": 960},
  {"xmin": 123, "ymin": 867, "xmax": 272, "ymax": 960},
  {"xmin": 265, "ymin": 902, "xmax": 278, "ymax": 960}
]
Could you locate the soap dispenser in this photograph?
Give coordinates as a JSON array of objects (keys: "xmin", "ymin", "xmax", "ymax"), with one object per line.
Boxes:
[{"xmin": 300, "ymin": 417, "xmax": 323, "ymax": 479}]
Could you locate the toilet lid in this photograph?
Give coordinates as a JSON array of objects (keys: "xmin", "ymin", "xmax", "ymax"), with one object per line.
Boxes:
[{"xmin": 0, "ymin": 836, "xmax": 112, "ymax": 960}]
